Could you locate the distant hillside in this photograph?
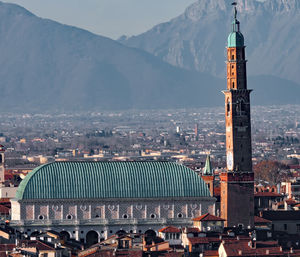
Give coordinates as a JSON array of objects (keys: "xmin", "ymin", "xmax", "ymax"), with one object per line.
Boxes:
[
  {"xmin": 0, "ymin": 1, "xmax": 230, "ymax": 111},
  {"xmin": 0, "ymin": 1, "xmax": 298, "ymax": 112},
  {"xmin": 119, "ymin": 0, "xmax": 300, "ymax": 87}
]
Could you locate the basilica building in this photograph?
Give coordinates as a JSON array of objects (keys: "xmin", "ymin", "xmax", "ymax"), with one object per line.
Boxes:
[{"xmin": 11, "ymin": 161, "xmax": 215, "ymax": 243}]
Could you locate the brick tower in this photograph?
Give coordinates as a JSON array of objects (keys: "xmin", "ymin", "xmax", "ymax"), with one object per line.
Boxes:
[{"xmin": 220, "ymin": 3, "xmax": 254, "ymax": 228}]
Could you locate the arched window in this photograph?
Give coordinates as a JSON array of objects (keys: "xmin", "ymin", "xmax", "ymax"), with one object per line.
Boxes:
[{"xmin": 66, "ymin": 214, "xmax": 73, "ymax": 220}]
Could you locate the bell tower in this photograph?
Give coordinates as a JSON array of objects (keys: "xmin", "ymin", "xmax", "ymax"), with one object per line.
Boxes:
[{"xmin": 220, "ymin": 3, "xmax": 254, "ymax": 228}]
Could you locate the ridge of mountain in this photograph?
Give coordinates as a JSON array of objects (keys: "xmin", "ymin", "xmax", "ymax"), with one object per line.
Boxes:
[
  {"xmin": 119, "ymin": 0, "xmax": 300, "ymax": 86},
  {"xmin": 0, "ymin": 1, "xmax": 298, "ymax": 112},
  {"xmin": 0, "ymin": 1, "xmax": 226, "ymax": 111}
]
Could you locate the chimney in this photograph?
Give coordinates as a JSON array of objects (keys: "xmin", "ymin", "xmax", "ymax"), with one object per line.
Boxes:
[
  {"xmin": 238, "ymin": 250, "xmax": 242, "ymax": 255},
  {"xmin": 266, "ymin": 249, "xmax": 269, "ymax": 255},
  {"xmin": 290, "ymin": 248, "xmax": 294, "ymax": 254}
]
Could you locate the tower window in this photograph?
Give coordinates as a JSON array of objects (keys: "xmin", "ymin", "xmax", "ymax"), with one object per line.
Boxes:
[
  {"xmin": 231, "ymin": 55, "xmax": 234, "ymax": 60},
  {"xmin": 232, "ymin": 82, "xmax": 235, "ymax": 88},
  {"xmin": 241, "ymin": 100, "xmax": 246, "ymax": 112},
  {"xmin": 227, "ymin": 100, "xmax": 230, "ymax": 115}
]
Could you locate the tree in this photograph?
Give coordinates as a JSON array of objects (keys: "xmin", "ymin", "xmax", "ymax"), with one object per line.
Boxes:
[{"xmin": 254, "ymin": 160, "xmax": 290, "ymax": 185}]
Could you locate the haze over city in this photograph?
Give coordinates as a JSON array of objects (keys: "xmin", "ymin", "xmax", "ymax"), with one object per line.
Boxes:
[{"xmin": 0, "ymin": 0, "xmax": 298, "ymax": 256}]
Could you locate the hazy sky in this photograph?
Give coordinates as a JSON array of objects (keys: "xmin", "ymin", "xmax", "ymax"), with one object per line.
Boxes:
[{"xmin": 5, "ymin": 0, "xmax": 196, "ymax": 39}]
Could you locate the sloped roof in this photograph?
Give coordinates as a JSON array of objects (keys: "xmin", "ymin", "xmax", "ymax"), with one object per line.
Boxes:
[
  {"xmin": 158, "ymin": 226, "xmax": 181, "ymax": 233},
  {"xmin": 222, "ymin": 240, "xmax": 283, "ymax": 256},
  {"xmin": 193, "ymin": 213, "xmax": 225, "ymax": 222},
  {"xmin": 16, "ymin": 161, "xmax": 211, "ymax": 200},
  {"xmin": 254, "ymin": 216, "xmax": 271, "ymax": 224}
]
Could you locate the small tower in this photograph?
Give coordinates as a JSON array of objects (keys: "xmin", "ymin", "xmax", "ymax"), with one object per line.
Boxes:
[
  {"xmin": 202, "ymin": 154, "xmax": 214, "ymax": 197},
  {"xmin": 0, "ymin": 145, "xmax": 5, "ymax": 183},
  {"xmin": 220, "ymin": 3, "xmax": 254, "ymax": 228}
]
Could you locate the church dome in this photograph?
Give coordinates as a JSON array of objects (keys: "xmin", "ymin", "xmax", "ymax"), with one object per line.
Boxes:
[
  {"xmin": 16, "ymin": 161, "xmax": 211, "ymax": 200},
  {"xmin": 228, "ymin": 31, "xmax": 244, "ymax": 48}
]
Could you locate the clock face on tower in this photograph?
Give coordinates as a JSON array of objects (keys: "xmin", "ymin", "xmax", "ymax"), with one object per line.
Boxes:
[{"xmin": 227, "ymin": 151, "xmax": 233, "ymax": 170}]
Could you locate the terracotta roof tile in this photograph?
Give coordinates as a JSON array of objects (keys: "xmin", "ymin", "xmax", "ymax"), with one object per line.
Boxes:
[
  {"xmin": 254, "ymin": 192, "xmax": 282, "ymax": 197},
  {"xmin": 204, "ymin": 250, "xmax": 218, "ymax": 256},
  {"xmin": 158, "ymin": 226, "xmax": 181, "ymax": 233},
  {"xmin": 193, "ymin": 213, "xmax": 225, "ymax": 221},
  {"xmin": 0, "ymin": 244, "xmax": 15, "ymax": 252},
  {"xmin": 185, "ymin": 227, "xmax": 200, "ymax": 233},
  {"xmin": 254, "ymin": 216, "xmax": 272, "ymax": 224},
  {"xmin": 188, "ymin": 237, "xmax": 209, "ymax": 244},
  {"xmin": 223, "ymin": 240, "xmax": 284, "ymax": 256}
]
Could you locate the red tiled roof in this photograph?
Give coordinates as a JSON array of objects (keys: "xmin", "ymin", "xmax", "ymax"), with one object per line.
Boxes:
[
  {"xmin": 0, "ymin": 205, "xmax": 10, "ymax": 215},
  {"xmin": 188, "ymin": 237, "xmax": 221, "ymax": 245},
  {"xmin": 158, "ymin": 226, "xmax": 181, "ymax": 233},
  {"xmin": 193, "ymin": 213, "xmax": 225, "ymax": 222},
  {"xmin": 254, "ymin": 216, "xmax": 271, "ymax": 224},
  {"xmin": 185, "ymin": 227, "xmax": 200, "ymax": 233},
  {"xmin": 204, "ymin": 250, "xmax": 218, "ymax": 256},
  {"xmin": 283, "ymin": 249, "xmax": 300, "ymax": 256},
  {"xmin": 188, "ymin": 237, "xmax": 209, "ymax": 244},
  {"xmin": 222, "ymin": 240, "xmax": 284, "ymax": 256},
  {"xmin": 19, "ymin": 240, "xmax": 55, "ymax": 251},
  {"xmin": 0, "ymin": 244, "xmax": 15, "ymax": 252},
  {"xmin": 254, "ymin": 192, "xmax": 282, "ymax": 197}
]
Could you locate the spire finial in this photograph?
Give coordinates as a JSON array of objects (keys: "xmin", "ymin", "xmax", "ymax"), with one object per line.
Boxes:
[
  {"xmin": 232, "ymin": 2, "xmax": 237, "ymax": 19},
  {"xmin": 231, "ymin": 2, "xmax": 240, "ymax": 32}
]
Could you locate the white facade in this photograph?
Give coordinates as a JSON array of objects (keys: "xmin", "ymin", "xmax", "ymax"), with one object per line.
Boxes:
[{"xmin": 11, "ymin": 197, "xmax": 215, "ymax": 242}]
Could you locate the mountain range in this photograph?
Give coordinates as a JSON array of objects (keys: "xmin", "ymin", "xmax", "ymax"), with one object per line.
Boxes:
[
  {"xmin": 120, "ymin": 0, "xmax": 300, "ymax": 85},
  {"xmin": 0, "ymin": 0, "xmax": 298, "ymax": 112}
]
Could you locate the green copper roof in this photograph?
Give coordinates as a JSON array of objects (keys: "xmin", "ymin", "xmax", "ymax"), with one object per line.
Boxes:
[
  {"xmin": 228, "ymin": 31, "xmax": 244, "ymax": 47},
  {"xmin": 203, "ymin": 155, "xmax": 213, "ymax": 176},
  {"xmin": 228, "ymin": 6, "xmax": 244, "ymax": 48},
  {"xmin": 16, "ymin": 161, "xmax": 211, "ymax": 200}
]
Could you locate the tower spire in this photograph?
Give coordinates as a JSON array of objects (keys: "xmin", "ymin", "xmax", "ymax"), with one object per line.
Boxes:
[{"xmin": 203, "ymin": 154, "xmax": 213, "ymax": 176}]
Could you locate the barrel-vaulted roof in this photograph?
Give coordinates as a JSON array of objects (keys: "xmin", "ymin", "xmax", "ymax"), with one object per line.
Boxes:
[{"xmin": 16, "ymin": 161, "xmax": 211, "ymax": 200}]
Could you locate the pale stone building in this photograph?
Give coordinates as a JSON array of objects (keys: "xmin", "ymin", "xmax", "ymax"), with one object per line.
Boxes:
[{"xmin": 11, "ymin": 161, "xmax": 215, "ymax": 245}]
